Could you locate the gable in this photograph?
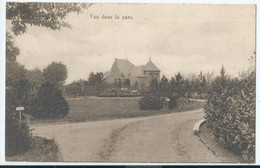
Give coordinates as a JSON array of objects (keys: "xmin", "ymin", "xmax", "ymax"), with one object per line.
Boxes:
[
  {"xmin": 144, "ymin": 60, "xmax": 160, "ymax": 71},
  {"xmin": 111, "ymin": 59, "xmax": 134, "ymax": 76}
]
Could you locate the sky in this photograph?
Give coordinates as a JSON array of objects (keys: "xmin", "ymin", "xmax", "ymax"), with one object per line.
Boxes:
[{"xmin": 9, "ymin": 3, "xmax": 256, "ymax": 84}]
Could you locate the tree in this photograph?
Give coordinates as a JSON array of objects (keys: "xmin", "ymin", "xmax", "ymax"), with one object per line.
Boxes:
[
  {"xmin": 6, "ymin": 61, "xmax": 27, "ymax": 87},
  {"xmin": 221, "ymin": 65, "xmax": 226, "ymax": 78},
  {"xmin": 159, "ymin": 75, "xmax": 169, "ymax": 97},
  {"xmin": 6, "ymin": 32, "xmax": 20, "ymax": 62},
  {"xmin": 6, "ymin": 77, "xmax": 32, "ymax": 156},
  {"xmin": 43, "ymin": 62, "xmax": 68, "ymax": 85},
  {"xmin": 171, "ymin": 72, "xmax": 185, "ymax": 98},
  {"xmin": 6, "ymin": 2, "xmax": 91, "ymax": 35},
  {"xmin": 26, "ymin": 68, "xmax": 45, "ymax": 99},
  {"xmin": 64, "ymin": 79, "xmax": 87, "ymax": 97},
  {"xmin": 88, "ymin": 72, "xmax": 104, "ymax": 85},
  {"xmin": 31, "ymin": 81, "xmax": 69, "ymax": 119},
  {"xmin": 5, "ymin": 2, "xmax": 90, "ymax": 156},
  {"xmin": 87, "ymin": 72, "xmax": 104, "ymax": 95},
  {"xmin": 149, "ymin": 79, "xmax": 159, "ymax": 93}
]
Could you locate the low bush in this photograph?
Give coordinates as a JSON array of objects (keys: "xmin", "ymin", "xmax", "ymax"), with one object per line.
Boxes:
[
  {"xmin": 6, "ymin": 112, "xmax": 32, "ymax": 156},
  {"xmin": 6, "ymin": 136, "xmax": 60, "ymax": 161},
  {"xmin": 139, "ymin": 92, "xmax": 163, "ymax": 110},
  {"xmin": 204, "ymin": 71, "xmax": 255, "ymax": 162},
  {"xmin": 30, "ymin": 81, "xmax": 69, "ymax": 119}
]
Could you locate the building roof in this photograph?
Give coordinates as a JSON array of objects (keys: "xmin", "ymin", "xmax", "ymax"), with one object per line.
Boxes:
[
  {"xmin": 103, "ymin": 71, "xmax": 111, "ymax": 79},
  {"xmin": 127, "ymin": 65, "xmax": 145, "ymax": 77},
  {"xmin": 114, "ymin": 59, "xmax": 134, "ymax": 76},
  {"xmin": 144, "ymin": 59, "xmax": 160, "ymax": 71}
]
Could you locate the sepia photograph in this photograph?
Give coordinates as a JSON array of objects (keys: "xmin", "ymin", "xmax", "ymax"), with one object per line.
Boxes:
[{"xmin": 4, "ymin": 2, "xmax": 256, "ymax": 163}]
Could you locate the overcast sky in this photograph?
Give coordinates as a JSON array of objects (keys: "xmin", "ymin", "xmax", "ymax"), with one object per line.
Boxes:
[{"xmin": 10, "ymin": 3, "xmax": 256, "ymax": 84}]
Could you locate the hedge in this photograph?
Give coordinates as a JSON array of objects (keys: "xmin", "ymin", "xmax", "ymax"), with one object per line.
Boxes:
[{"xmin": 204, "ymin": 72, "xmax": 255, "ymax": 162}]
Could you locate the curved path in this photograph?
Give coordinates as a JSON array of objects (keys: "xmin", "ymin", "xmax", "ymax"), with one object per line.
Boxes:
[{"xmin": 32, "ymin": 108, "xmax": 223, "ymax": 162}]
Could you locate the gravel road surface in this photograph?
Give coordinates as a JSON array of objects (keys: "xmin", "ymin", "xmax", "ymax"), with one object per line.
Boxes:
[{"xmin": 32, "ymin": 108, "xmax": 226, "ymax": 162}]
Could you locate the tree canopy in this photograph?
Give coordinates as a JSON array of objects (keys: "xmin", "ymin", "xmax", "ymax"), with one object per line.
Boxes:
[
  {"xmin": 43, "ymin": 62, "xmax": 68, "ymax": 84},
  {"xmin": 6, "ymin": 2, "xmax": 91, "ymax": 35},
  {"xmin": 88, "ymin": 72, "xmax": 104, "ymax": 85},
  {"xmin": 6, "ymin": 32, "xmax": 20, "ymax": 62}
]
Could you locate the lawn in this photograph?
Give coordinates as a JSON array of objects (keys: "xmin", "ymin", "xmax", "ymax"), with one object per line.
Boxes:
[{"xmin": 31, "ymin": 97, "xmax": 204, "ymax": 124}]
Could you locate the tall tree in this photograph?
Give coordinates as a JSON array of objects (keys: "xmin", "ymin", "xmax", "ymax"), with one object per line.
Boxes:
[
  {"xmin": 87, "ymin": 72, "xmax": 104, "ymax": 95},
  {"xmin": 43, "ymin": 62, "xmax": 68, "ymax": 85},
  {"xmin": 26, "ymin": 68, "xmax": 45, "ymax": 99},
  {"xmin": 88, "ymin": 72, "xmax": 104, "ymax": 85},
  {"xmin": 149, "ymin": 79, "xmax": 159, "ymax": 93},
  {"xmin": 159, "ymin": 75, "xmax": 169, "ymax": 97},
  {"xmin": 5, "ymin": 2, "xmax": 91, "ymax": 155}
]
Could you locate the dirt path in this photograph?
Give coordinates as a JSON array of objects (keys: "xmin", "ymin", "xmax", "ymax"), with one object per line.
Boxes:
[{"xmin": 32, "ymin": 108, "xmax": 229, "ymax": 162}]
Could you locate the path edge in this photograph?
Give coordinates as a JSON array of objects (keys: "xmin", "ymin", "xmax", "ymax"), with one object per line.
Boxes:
[{"xmin": 193, "ymin": 118, "xmax": 206, "ymax": 135}]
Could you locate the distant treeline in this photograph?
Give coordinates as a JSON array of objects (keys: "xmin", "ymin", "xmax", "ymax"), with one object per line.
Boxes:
[{"xmin": 64, "ymin": 71, "xmax": 216, "ymax": 99}]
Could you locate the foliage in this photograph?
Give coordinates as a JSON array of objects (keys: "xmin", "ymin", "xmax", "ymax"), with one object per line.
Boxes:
[
  {"xmin": 204, "ymin": 66, "xmax": 255, "ymax": 162},
  {"xmin": 65, "ymin": 79, "xmax": 86, "ymax": 97},
  {"xmin": 26, "ymin": 68, "xmax": 45, "ymax": 100},
  {"xmin": 5, "ymin": 2, "xmax": 90, "ymax": 157},
  {"xmin": 31, "ymin": 81, "xmax": 69, "ymax": 119},
  {"xmin": 88, "ymin": 72, "xmax": 104, "ymax": 85},
  {"xmin": 87, "ymin": 72, "xmax": 105, "ymax": 96},
  {"xmin": 159, "ymin": 75, "xmax": 178, "ymax": 109},
  {"xmin": 168, "ymin": 94, "xmax": 178, "ymax": 109},
  {"xmin": 6, "ymin": 113, "xmax": 32, "ymax": 156},
  {"xmin": 169, "ymin": 72, "xmax": 185, "ymax": 98},
  {"xmin": 6, "ymin": 89, "xmax": 32, "ymax": 156},
  {"xmin": 6, "ymin": 32, "xmax": 20, "ymax": 62},
  {"xmin": 149, "ymin": 78, "xmax": 159, "ymax": 93},
  {"xmin": 6, "ymin": 136, "xmax": 60, "ymax": 161},
  {"xmin": 6, "ymin": 2, "xmax": 91, "ymax": 35},
  {"xmin": 43, "ymin": 62, "xmax": 68, "ymax": 85},
  {"xmin": 159, "ymin": 75, "xmax": 169, "ymax": 97},
  {"xmin": 139, "ymin": 92, "xmax": 163, "ymax": 110},
  {"xmin": 6, "ymin": 61, "xmax": 26, "ymax": 87}
]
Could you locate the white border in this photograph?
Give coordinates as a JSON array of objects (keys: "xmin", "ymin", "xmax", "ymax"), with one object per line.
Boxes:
[{"xmin": 0, "ymin": 0, "xmax": 259, "ymax": 166}]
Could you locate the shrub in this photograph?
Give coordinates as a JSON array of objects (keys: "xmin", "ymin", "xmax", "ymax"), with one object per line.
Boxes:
[
  {"xmin": 6, "ymin": 78, "xmax": 32, "ymax": 156},
  {"xmin": 139, "ymin": 92, "xmax": 163, "ymax": 110},
  {"xmin": 6, "ymin": 113, "xmax": 32, "ymax": 156},
  {"xmin": 30, "ymin": 81, "xmax": 69, "ymax": 119},
  {"xmin": 204, "ymin": 71, "xmax": 255, "ymax": 162}
]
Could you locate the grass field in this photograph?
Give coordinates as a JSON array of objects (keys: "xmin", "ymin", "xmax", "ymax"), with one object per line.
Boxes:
[{"xmin": 31, "ymin": 97, "xmax": 204, "ymax": 124}]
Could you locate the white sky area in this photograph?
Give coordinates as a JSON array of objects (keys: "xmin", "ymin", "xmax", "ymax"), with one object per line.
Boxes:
[{"xmin": 8, "ymin": 3, "xmax": 256, "ymax": 84}]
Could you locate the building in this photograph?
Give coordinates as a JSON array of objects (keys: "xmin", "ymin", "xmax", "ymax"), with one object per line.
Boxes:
[{"xmin": 103, "ymin": 58, "xmax": 160, "ymax": 87}]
